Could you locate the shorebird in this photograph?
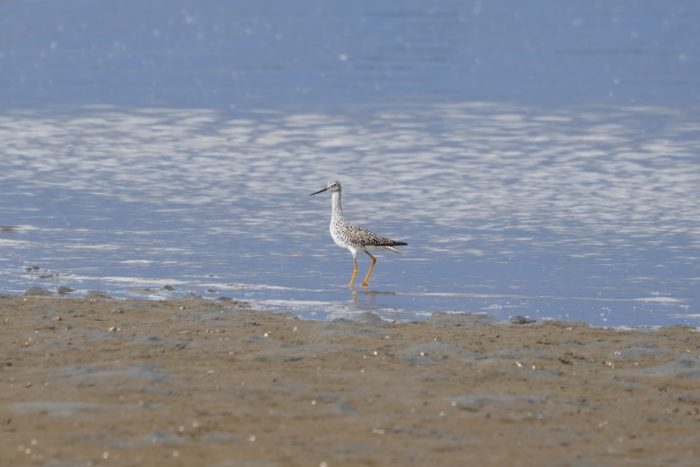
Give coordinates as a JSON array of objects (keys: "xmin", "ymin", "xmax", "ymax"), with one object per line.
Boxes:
[{"xmin": 310, "ymin": 180, "xmax": 407, "ymax": 287}]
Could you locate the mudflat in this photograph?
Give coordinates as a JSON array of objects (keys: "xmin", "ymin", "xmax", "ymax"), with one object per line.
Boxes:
[{"xmin": 1, "ymin": 295, "xmax": 699, "ymax": 466}]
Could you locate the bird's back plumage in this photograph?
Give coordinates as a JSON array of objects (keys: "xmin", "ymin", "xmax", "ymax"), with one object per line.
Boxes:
[{"xmin": 335, "ymin": 220, "xmax": 406, "ymax": 252}]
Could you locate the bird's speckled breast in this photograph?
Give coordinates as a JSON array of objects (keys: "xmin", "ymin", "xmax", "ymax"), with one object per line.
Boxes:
[{"xmin": 330, "ymin": 218, "xmax": 353, "ymax": 252}]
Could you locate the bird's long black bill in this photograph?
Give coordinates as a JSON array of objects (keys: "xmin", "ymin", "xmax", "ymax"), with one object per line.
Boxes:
[{"xmin": 310, "ymin": 187, "xmax": 328, "ymax": 196}]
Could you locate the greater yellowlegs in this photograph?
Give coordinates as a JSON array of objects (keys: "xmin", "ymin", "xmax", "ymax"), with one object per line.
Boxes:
[{"xmin": 311, "ymin": 180, "xmax": 407, "ymax": 287}]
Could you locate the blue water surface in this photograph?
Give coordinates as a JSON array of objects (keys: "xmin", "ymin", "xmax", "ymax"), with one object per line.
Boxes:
[{"xmin": 0, "ymin": 0, "xmax": 699, "ymax": 326}]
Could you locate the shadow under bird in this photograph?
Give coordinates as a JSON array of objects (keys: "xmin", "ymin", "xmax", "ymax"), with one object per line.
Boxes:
[{"xmin": 310, "ymin": 180, "xmax": 407, "ymax": 287}]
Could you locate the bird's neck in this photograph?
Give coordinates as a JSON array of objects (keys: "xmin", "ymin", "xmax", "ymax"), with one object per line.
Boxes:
[{"xmin": 331, "ymin": 191, "xmax": 344, "ymax": 221}]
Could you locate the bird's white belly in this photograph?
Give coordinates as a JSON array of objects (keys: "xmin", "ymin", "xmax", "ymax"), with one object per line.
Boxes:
[{"xmin": 330, "ymin": 223, "xmax": 357, "ymax": 255}]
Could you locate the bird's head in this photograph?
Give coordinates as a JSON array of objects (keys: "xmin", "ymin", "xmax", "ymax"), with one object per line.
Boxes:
[{"xmin": 310, "ymin": 179, "xmax": 342, "ymax": 196}]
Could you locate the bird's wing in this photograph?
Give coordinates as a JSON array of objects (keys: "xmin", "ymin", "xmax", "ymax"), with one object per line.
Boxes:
[{"xmin": 345, "ymin": 223, "xmax": 403, "ymax": 247}]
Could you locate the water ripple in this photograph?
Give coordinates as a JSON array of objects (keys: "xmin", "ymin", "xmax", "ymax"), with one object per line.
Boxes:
[{"xmin": 0, "ymin": 102, "xmax": 698, "ymax": 325}]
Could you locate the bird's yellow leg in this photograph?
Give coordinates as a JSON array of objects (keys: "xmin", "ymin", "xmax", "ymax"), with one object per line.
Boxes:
[
  {"xmin": 348, "ymin": 256, "xmax": 359, "ymax": 287},
  {"xmin": 362, "ymin": 251, "xmax": 377, "ymax": 287}
]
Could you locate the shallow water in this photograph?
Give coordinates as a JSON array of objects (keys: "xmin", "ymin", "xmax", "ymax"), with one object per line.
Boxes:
[{"xmin": 1, "ymin": 1, "xmax": 699, "ymax": 326}]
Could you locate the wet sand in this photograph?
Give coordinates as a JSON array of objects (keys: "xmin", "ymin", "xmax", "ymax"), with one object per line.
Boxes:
[{"xmin": 1, "ymin": 295, "xmax": 699, "ymax": 466}]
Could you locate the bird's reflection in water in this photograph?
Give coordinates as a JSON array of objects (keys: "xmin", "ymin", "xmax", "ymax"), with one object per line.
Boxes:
[{"xmin": 350, "ymin": 288, "xmax": 398, "ymax": 307}]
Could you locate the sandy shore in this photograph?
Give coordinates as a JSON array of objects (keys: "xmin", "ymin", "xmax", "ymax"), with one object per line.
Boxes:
[{"xmin": 1, "ymin": 295, "xmax": 699, "ymax": 466}]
